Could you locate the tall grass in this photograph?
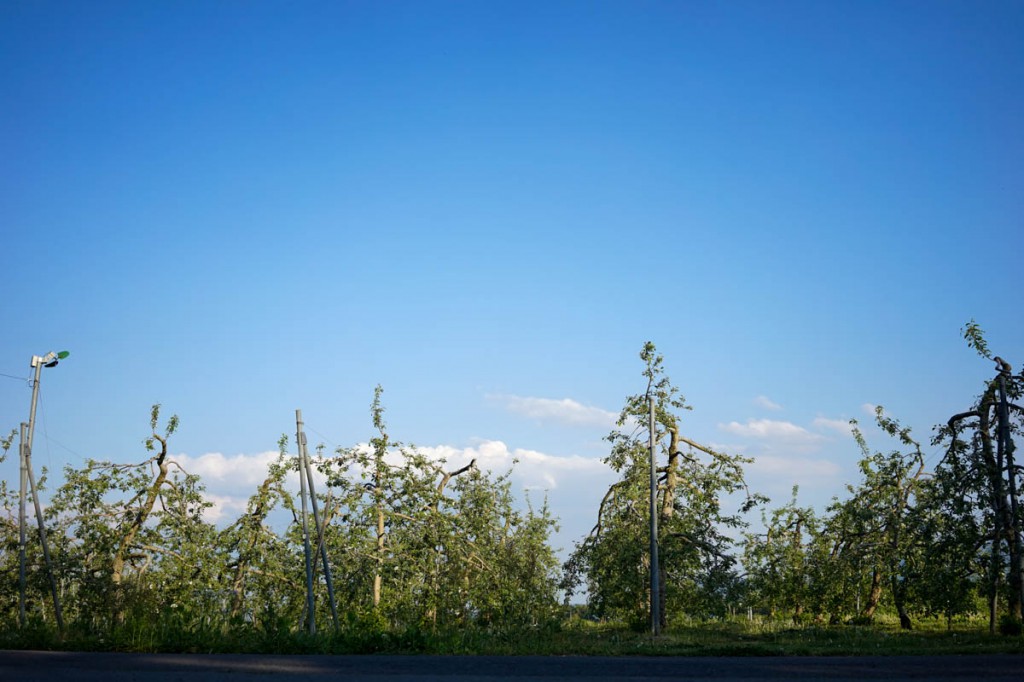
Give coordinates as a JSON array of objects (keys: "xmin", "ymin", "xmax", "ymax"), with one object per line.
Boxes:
[{"xmin": 1, "ymin": 614, "xmax": 1021, "ymax": 656}]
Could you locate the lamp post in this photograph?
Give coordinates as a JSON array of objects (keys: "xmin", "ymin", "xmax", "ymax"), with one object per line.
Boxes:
[{"xmin": 19, "ymin": 350, "xmax": 68, "ymax": 629}]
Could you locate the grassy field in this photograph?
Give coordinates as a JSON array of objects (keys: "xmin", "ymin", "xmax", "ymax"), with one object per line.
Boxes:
[
  {"xmin": 2, "ymin": 616, "xmax": 1023, "ymax": 656},
  {"xmin": 520, "ymin": 619, "xmax": 1024, "ymax": 657}
]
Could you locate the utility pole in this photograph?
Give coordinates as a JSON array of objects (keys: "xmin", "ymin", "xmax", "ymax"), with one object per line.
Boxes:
[
  {"xmin": 20, "ymin": 351, "xmax": 67, "ymax": 630},
  {"xmin": 297, "ymin": 415, "xmax": 339, "ymax": 631},
  {"xmin": 649, "ymin": 393, "xmax": 661, "ymax": 636},
  {"xmin": 296, "ymin": 410, "xmax": 316, "ymax": 634},
  {"xmin": 18, "ymin": 422, "xmax": 27, "ymax": 627}
]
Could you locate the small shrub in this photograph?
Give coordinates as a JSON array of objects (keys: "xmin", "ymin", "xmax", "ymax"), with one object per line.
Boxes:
[{"xmin": 998, "ymin": 615, "xmax": 1022, "ymax": 636}]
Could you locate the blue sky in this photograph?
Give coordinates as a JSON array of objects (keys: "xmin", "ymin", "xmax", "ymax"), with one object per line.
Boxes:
[{"xmin": 2, "ymin": 1, "xmax": 1022, "ymax": 554}]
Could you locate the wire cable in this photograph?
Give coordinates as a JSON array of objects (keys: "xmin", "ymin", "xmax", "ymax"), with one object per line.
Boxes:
[{"xmin": 306, "ymin": 425, "xmax": 340, "ymax": 452}]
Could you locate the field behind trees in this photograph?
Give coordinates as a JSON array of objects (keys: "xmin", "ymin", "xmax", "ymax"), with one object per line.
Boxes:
[{"xmin": 2, "ymin": 327, "xmax": 1022, "ymax": 655}]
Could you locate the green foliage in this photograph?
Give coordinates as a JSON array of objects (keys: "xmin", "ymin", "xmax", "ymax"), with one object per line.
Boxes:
[
  {"xmin": 3, "ymin": 330, "xmax": 1022, "ymax": 651},
  {"xmin": 0, "ymin": 429, "xmax": 16, "ymax": 461},
  {"xmin": 743, "ymin": 486, "xmax": 823, "ymax": 621},
  {"xmin": 823, "ymin": 410, "xmax": 927, "ymax": 628},
  {"xmin": 42, "ymin": 405, "xmax": 219, "ymax": 631},
  {"xmin": 931, "ymin": 327, "xmax": 1023, "ymax": 628},
  {"xmin": 566, "ymin": 342, "xmax": 761, "ymax": 626},
  {"xmin": 998, "ymin": 615, "xmax": 1022, "ymax": 636},
  {"xmin": 962, "ymin": 319, "xmax": 991, "ymax": 359},
  {"xmin": 318, "ymin": 387, "xmax": 562, "ymax": 633},
  {"xmin": 2, "ymin": 614, "xmax": 1023, "ymax": 655},
  {"xmin": 0, "ymin": 392, "xmax": 563, "ymax": 644}
]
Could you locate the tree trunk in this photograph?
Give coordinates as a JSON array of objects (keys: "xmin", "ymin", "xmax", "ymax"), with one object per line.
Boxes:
[
  {"xmin": 111, "ymin": 435, "xmax": 170, "ymax": 622},
  {"xmin": 230, "ymin": 472, "xmax": 281, "ymax": 620},
  {"xmin": 655, "ymin": 428, "xmax": 680, "ymax": 629},
  {"xmin": 996, "ymin": 374, "xmax": 1023, "ymax": 620},
  {"xmin": 975, "ymin": 394, "xmax": 1010, "ymax": 632},
  {"xmin": 890, "ymin": 575, "xmax": 912, "ymax": 630},
  {"xmin": 374, "ymin": 501, "xmax": 384, "ymax": 608},
  {"xmin": 861, "ymin": 569, "xmax": 883, "ymax": 619}
]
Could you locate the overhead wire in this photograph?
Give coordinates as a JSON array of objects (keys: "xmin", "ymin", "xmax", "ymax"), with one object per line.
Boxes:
[{"xmin": 305, "ymin": 425, "xmax": 340, "ymax": 453}]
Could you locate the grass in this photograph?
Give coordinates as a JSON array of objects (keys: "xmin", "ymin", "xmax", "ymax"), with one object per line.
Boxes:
[
  {"xmin": 1, "ymin": 616, "xmax": 1022, "ymax": 656},
  {"xmin": 438, "ymin": 618, "xmax": 1024, "ymax": 657}
]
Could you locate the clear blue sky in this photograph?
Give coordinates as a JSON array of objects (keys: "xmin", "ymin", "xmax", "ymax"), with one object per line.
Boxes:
[{"xmin": 2, "ymin": 1, "xmax": 1022, "ymax": 552}]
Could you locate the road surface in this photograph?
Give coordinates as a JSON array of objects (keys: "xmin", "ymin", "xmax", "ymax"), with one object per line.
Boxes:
[{"xmin": 1, "ymin": 651, "xmax": 1020, "ymax": 681}]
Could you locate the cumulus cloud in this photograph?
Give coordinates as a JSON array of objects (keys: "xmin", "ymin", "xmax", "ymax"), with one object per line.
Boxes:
[
  {"xmin": 754, "ymin": 395, "xmax": 783, "ymax": 411},
  {"xmin": 748, "ymin": 454, "xmax": 842, "ymax": 477},
  {"xmin": 170, "ymin": 451, "xmax": 294, "ymax": 525},
  {"xmin": 719, "ymin": 418, "xmax": 823, "ymax": 442},
  {"xmin": 335, "ymin": 440, "xmax": 615, "ymax": 552},
  {"xmin": 708, "ymin": 440, "xmax": 748, "ymax": 455},
  {"xmin": 172, "ymin": 450, "xmax": 280, "ymax": 490},
  {"xmin": 170, "ymin": 440, "xmax": 615, "ymax": 549},
  {"xmin": 415, "ymin": 440, "xmax": 611, "ymax": 491},
  {"xmin": 717, "ymin": 419, "xmax": 826, "ymax": 452},
  {"xmin": 201, "ymin": 493, "xmax": 250, "ymax": 524},
  {"xmin": 489, "ymin": 394, "xmax": 618, "ymax": 428},
  {"xmin": 861, "ymin": 403, "xmax": 879, "ymax": 416},
  {"xmin": 812, "ymin": 417, "xmax": 855, "ymax": 436}
]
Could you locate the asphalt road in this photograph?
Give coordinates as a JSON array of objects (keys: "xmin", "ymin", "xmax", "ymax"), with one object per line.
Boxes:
[{"xmin": 1, "ymin": 651, "xmax": 1020, "ymax": 681}]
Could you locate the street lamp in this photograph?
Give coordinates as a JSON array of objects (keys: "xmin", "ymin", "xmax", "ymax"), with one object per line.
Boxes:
[{"xmin": 19, "ymin": 350, "xmax": 68, "ymax": 629}]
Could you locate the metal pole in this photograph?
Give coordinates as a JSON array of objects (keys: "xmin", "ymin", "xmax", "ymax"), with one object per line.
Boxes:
[
  {"xmin": 23, "ymin": 356, "xmax": 65, "ymax": 629},
  {"xmin": 298, "ymin": 421, "xmax": 339, "ymax": 631},
  {"xmin": 296, "ymin": 410, "xmax": 316, "ymax": 634},
  {"xmin": 649, "ymin": 394, "xmax": 661, "ymax": 636},
  {"xmin": 26, "ymin": 358, "xmax": 42, "ymax": 454},
  {"xmin": 26, "ymin": 449, "xmax": 64, "ymax": 629},
  {"xmin": 19, "ymin": 359, "xmax": 42, "ymax": 629},
  {"xmin": 18, "ymin": 423, "xmax": 27, "ymax": 627}
]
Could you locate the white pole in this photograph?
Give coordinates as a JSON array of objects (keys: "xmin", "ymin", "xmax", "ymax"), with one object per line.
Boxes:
[
  {"xmin": 18, "ymin": 422, "xmax": 27, "ymax": 627},
  {"xmin": 299, "ymin": 431, "xmax": 339, "ymax": 631},
  {"xmin": 649, "ymin": 394, "xmax": 661, "ymax": 636},
  {"xmin": 296, "ymin": 409, "xmax": 316, "ymax": 634},
  {"xmin": 24, "ymin": 355, "xmax": 64, "ymax": 629}
]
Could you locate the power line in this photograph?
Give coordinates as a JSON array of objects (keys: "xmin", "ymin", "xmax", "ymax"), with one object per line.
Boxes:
[
  {"xmin": 38, "ymin": 433, "xmax": 86, "ymax": 463},
  {"xmin": 306, "ymin": 425, "xmax": 340, "ymax": 451}
]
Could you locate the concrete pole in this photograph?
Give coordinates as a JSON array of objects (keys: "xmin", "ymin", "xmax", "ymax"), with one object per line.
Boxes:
[
  {"xmin": 26, "ymin": 449, "xmax": 64, "ymax": 629},
  {"xmin": 296, "ymin": 410, "xmax": 316, "ymax": 634},
  {"xmin": 649, "ymin": 394, "xmax": 661, "ymax": 636},
  {"xmin": 298, "ymin": 422, "xmax": 339, "ymax": 631},
  {"xmin": 18, "ymin": 422, "xmax": 27, "ymax": 627},
  {"xmin": 23, "ymin": 356, "xmax": 64, "ymax": 630}
]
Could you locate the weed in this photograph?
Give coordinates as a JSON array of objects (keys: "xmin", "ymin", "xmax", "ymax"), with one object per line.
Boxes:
[{"xmin": 2, "ymin": 616, "xmax": 1024, "ymax": 656}]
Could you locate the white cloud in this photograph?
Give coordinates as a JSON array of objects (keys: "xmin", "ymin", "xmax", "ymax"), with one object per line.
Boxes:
[
  {"xmin": 201, "ymin": 493, "xmax": 249, "ymax": 524},
  {"xmin": 415, "ymin": 440, "xmax": 612, "ymax": 491},
  {"xmin": 861, "ymin": 403, "xmax": 879, "ymax": 417},
  {"xmin": 812, "ymin": 417, "xmax": 854, "ymax": 436},
  {"xmin": 165, "ymin": 441, "xmax": 616, "ymax": 559},
  {"xmin": 171, "ymin": 449, "xmax": 328, "ymax": 514},
  {"xmin": 717, "ymin": 419, "xmax": 826, "ymax": 453},
  {"xmin": 489, "ymin": 394, "xmax": 618, "ymax": 428},
  {"xmin": 748, "ymin": 455, "xmax": 842, "ymax": 478},
  {"xmin": 708, "ymin": 441, "xmax": 748, "ymax": 455},
  {"xmin": 172, "ymin": 450, "xmax": 280, "ymax": 489},
  {"xmin": 754, "ymin": 395, "xmax": 783, "ymax": 411},
  {"xmin": 719, "ymin": 418, "xmax": 823, "ymax": 442}
]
